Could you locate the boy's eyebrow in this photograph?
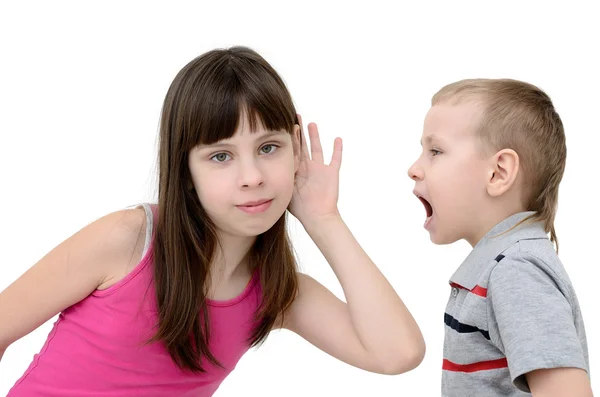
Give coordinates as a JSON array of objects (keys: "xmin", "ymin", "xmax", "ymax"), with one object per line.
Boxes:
[
  {"xmin": 201, "ymin": 130, "xmax": 288, "ymax": 149},
  {"xmin": 420, "ymin": 134, "xmax": 440, "ymax": 146}
]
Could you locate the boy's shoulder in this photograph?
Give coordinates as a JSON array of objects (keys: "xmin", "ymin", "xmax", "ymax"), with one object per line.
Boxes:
[
  {"xmin": 443, "ymin": 212, "xmax": 589, "ymax": 394},
  {"xmin": 467, "ymin": 223, "xmax": 572, "ymax": 301},
  {"xmin": 482, "ymin": 232, "xmax": 588, "ymax": 393},
  {"xmin": 450, "ymin": 212, "xmax": 555, "ymax": 292}
]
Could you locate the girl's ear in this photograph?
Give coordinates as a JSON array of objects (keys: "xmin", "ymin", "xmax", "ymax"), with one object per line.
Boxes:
[{"xmin": 293, "ymin": 124, "xmax": 301, "ymax": 173}]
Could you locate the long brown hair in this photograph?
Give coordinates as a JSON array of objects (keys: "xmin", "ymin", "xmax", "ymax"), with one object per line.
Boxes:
[
  {"xmin": 432, "ymin": 79, "xmax": 567, "ymax": 251},
  {"xmin": 150, "ymin": 47, "xmax": 300, "ymax": 372}
]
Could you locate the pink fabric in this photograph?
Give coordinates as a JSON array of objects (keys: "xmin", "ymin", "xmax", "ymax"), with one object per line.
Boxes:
[{"xmin": 8, "ymin": 208, "xmax": 261, "ymax": 397}]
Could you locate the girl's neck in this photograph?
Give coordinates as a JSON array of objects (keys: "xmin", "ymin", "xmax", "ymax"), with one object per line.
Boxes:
[
  {"xmin": 207, "ymin": 233, "xmax": 256, "ymax": 300},
  {"xmin": 212, "ymin": 232, "xmax": 256, "ymax": 279}
]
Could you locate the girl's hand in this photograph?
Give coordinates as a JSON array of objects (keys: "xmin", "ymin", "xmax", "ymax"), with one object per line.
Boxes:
[{"xmin": 288, "ymin": 115, "xmax": 343, "ymax": 229}]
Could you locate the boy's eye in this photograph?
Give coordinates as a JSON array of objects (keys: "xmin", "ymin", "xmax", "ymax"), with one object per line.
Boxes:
[
  {"xmin": 211, "ymin": 153, "xmax": 231, "ymax": 162},
  {"xmin": 430, "ymin": 149, "xmax": 442, "ymax": 156}
]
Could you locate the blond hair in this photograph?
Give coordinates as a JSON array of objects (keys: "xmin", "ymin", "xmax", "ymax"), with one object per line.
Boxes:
[{"xmin": 432, "ymin": 79, "xmax": 566, "ymax": 251}]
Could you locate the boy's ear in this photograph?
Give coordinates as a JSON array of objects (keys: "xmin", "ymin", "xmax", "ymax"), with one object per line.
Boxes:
[{"xmin": 486, "ymin": 149, "xmax": 520, "ymax": 197}]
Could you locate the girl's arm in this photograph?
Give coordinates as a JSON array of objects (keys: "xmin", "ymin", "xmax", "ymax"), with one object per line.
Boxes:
[
  {"xmin": 281, "ymin": 215, "xmax": 425, "ymax": 375},
  {"xmin": 0, "ymin": 208, "xmax": 146, "ymax": 355},
  {"xmin": 280, "ymin": 118, "xmax": 424, "ymax": 375}
]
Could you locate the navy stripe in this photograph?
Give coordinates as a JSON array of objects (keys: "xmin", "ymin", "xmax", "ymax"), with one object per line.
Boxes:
[
  {"xmin": 444, "ymin": 313, "xmax": 490, "ymax": 340},
  {"xmin": 495, "ymin": 254, "xmax": 505, "ymax": 262}
]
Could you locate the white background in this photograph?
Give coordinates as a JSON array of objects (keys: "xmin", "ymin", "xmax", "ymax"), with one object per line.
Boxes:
[{"xmin": 1, "ymin": 1, "xmax": 598, "ymax": 395}]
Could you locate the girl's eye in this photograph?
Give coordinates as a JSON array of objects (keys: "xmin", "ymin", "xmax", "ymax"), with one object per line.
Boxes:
[
  {"xmin": 210, "ymin": 144, "xmax": 278, "ymax": 162},
  {"xmin": 430, "ymin": 149, "xmax": 442, "ymax": 156},
  {"xmin": 260, "ymin": 144, "xmax": 278, "ymax": 154},
  {"xmin": 211, "ymin": 153, "xmax": 231, "ymax": 162}
]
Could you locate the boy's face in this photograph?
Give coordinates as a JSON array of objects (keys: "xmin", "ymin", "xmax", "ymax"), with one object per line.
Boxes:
[{"xmin": 408, "ymin": 102, "xmax": 491, "ymax": 246}]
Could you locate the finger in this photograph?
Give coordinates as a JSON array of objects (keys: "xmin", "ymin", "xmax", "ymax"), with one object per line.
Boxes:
[
  {"xmin": 329, "ymin": 137, "xmax": 343, "ymax": 170},
  {"xmin": 308, "ymin": 122, "xmax": 324, "ymax": 164}
]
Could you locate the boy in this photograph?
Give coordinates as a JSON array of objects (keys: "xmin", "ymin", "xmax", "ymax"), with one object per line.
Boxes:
[{"xmin": 408, "ymin": 79, "xmax": 592, "ymax": 396}]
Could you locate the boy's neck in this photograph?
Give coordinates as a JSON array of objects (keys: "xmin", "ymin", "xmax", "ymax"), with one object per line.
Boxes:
[{"xmin": 466, "ymin": 204, "xmax": 528, "ymax": 248}]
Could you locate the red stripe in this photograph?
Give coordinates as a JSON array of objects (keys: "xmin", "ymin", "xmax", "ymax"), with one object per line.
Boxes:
[
  {"xmin": 450, "ymin": 282, "xmax": 488, "ymax": 297},
  {"xmin": 471, "ymin": 285, "xmax": 487, "ymax": 297},
  {"xmin": 443, "ymin": 358, "xmax": 508, "ymax": 373}
]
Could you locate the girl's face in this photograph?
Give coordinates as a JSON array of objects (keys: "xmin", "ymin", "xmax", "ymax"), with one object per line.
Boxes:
[{"xmin": 188, "ymin": 116, "xmax": 300, "ymax": 240}]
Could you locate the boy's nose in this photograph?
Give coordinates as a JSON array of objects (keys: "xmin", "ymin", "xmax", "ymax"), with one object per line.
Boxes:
[{"xmin": 407, "ymin": 163, "xmax": 423, "ymax": 181}]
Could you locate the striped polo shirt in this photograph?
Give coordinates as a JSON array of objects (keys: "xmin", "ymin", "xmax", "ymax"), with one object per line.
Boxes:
[{"xmin": 442, "ymin": 212, "xmax": 589, "ymax": 396}]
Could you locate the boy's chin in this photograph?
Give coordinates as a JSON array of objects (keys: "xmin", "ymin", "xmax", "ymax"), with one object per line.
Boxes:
[{"xmin": 429, "ymin": 231, "xmax": 460, "ymax": 246}]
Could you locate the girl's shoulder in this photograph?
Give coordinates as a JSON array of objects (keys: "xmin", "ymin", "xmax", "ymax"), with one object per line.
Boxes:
[
  {"xmin": 95, "ymin": 204, "xmax": 154, "ymax": 291},
  {"xmin": 0, "ymin": 204, "xmax": 152, "ymax": 351}
]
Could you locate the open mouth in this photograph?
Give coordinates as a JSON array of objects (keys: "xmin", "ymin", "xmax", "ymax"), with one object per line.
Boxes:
[{"xmin": 418, "ymin": 196, "xmax": 433, "ymax": 218}]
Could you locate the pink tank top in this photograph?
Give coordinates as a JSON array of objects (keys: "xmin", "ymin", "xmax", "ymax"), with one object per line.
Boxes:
[{"xmin": 7, "ymin": 204, "xmax": 262, "ymax": 397}]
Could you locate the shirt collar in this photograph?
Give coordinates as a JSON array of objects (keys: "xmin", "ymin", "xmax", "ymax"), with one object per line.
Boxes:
[{"xmin": 450, "ymin": 211, "xmax": 548, "ymax": 289}]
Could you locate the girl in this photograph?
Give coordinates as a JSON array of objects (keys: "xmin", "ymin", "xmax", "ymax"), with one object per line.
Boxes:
[{"xmin": 0, "ymin": 46, "xmax": 425, "ymax": 396}]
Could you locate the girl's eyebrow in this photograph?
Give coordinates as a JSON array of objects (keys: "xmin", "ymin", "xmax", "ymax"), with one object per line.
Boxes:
[
  {"xmin": 201, "ymin": 130, "xmax": 287, "ymax": 149},
  {"xmin": 253, "ymin": 130, "xmax": 288, "ymax": 141}
]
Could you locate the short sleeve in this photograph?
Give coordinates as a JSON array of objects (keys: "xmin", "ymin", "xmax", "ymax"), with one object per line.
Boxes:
[{"xmin": 487, "ymin": 254, "xmax": 587, "ymax": 392}]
